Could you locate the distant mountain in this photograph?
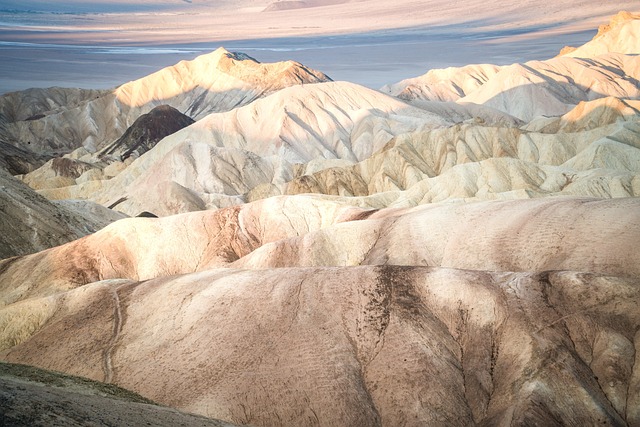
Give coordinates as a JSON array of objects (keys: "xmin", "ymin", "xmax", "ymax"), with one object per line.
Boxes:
[
  {"xmin": 0, "ymin": 48, "xmax": 331, "ymax": 156},
  {"xmin": 0, "ymin": 87, "xmax": 108, "ymax": 125},
  {"xmin": 383, "ymin": 13, "xmax": 640, "ymax": 121},
  {"xmin": 381, "ymin": 64, "xmax": 502, "ymax": 102},
  {"xmin": 560, "ymin": 11, "xmax": 640, "ymax": 57}
]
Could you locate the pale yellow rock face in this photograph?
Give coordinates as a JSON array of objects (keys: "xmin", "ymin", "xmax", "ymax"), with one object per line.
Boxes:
[{"xmin": 561, "ymin": 11, "xmax": 640, "ymax": 58}]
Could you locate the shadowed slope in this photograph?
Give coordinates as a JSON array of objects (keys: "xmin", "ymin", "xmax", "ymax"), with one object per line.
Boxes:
[
  {"xmin": 98, "ymin": 104, "xmax": 195, "ymax": 162},
  {"xmin": 0, "ymin": 169, "xmax": 125, "ymax": 259},
  {"xmin": 0, "ymin": 362, "xmax": 237, "ymax": 426},
  {"xmin": 232, "ymin": 197, "xmax": 640, "ymax": 276},
  {"xmin": 0, "ymin": 140, "xmax": 51, "ymax": 175},
  {"xmin": 0, "ymin": 87, "xmax": 108, "ymax": 125}
]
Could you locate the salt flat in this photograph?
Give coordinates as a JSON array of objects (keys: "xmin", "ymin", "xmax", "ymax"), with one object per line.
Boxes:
[{"xmin": 0, "ymin": 0, "xmax": 636, "ymax": 93}]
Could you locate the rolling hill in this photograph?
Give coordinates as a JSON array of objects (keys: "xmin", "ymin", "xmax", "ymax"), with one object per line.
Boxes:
[{"xmin": 0, "ymin": 10, "xmax": 639, "ymax": 427}]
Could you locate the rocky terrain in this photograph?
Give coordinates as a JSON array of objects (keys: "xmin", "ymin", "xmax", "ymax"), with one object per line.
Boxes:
[
  {"xmin": 0, "ymin": 362, "xmax": 237, "ymax": 426},
  {"xmin": 0, "ymin": 10, "xmax": 639, "ymax": 427},
  {"xmin": 0, "ymin": 168, "xmax": 125, "ymax": 259}
]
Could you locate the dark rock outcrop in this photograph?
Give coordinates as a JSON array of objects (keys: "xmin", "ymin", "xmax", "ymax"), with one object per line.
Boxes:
[
  {"xmin": 99, "ymin": 105, "xmax": 195, "ymax": 162},
  {"xmin": 0, "ymin": 141, "xmax": 51, "ymax": 175},
  {"xmin": 0, "ymin": 362, "xmax": 236, "ymax": 427},
  {"xmin": 0, "ymin": 169, "xmax": 125, "ymax": 259}
]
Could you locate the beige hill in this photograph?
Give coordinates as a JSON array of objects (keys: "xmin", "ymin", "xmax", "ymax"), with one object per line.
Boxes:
[
  {"xmin": 459, "ymin": 53, "xmax": 640, "ymax": 122},
  {"xmin": 0, "ymin": 48, "xmax": 330, "ymax": 156},
  {"xmin": 63, "ymin": 81, "xmax": 449, "ymax": 216},
  {"xmin": 279, "ymin": 102, "xmax": 640, "ymax": 202},
  {"xmin": 0, "ymin": 197, "xmax": 639, "ymax": 426},
  {"xmin": 3, "ymin": 266, "xmax": 639, "ymax": 426},
  {"xmin": 231, "ymin": 197, "xmax": 640, "ymax": 276},
  {"xmin": 0, "ymin": 87, "xmax": 108, "ymax": 125},
  {"xmin": 30, "ymin": 86, "xmax": 523, "ymax": 215},
  {"xmin": 0, "ymin": 195, "xmax": 365, "ymax": 305},
  {"xmin": 381, "ymin": 63, "xmax": 503, "ymax": 102},
  {"xmin": 33, "ymin": 90, "xmax": 640, "ymax": 215},
  {"xmin": 1, "ymin": 196, "xmax": 637, "ymax": 305},
  {"xmin": 385, "ymin": 14, "xmax": 640, "ymax": 121}
]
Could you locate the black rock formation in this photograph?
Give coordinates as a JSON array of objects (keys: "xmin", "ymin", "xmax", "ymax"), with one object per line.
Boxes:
[{"xmin": 99, "ymin": 105, "xmax": 195, "ymax": 162}]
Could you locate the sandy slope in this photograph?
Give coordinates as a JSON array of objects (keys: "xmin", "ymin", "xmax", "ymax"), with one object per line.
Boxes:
[
  {"xmin": 1, "ymin": 196, "xmax": 637, "ymax": 305},
  {"xmin": 1, "ymin": 250, "xmax": 639, "ymax": 425},
  {"xmin": 0, "ymin": 197, "xmax": 639, "ymax": 426}
]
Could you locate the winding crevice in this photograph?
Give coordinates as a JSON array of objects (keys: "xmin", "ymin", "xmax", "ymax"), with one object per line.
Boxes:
[{"xmin": 102, "ymin": 285, "xmax": 124, "ymax": 384}]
